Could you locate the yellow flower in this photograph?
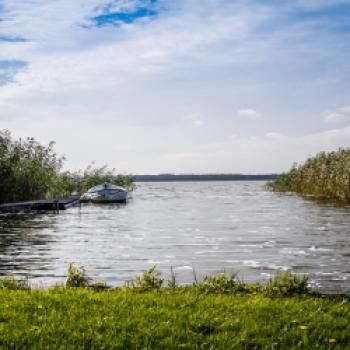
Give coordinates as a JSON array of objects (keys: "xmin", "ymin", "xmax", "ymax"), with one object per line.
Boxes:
[
  {"xmin": 30, "ymin": 325, "xmax": 40, "ymax": 332},
  {"xmin": 328, "ymin": 339, "xmax": 337, "ymax": 343},
  {"xmin": 298, "ymin": 325, "xmax": 308, "ymax": 331}
]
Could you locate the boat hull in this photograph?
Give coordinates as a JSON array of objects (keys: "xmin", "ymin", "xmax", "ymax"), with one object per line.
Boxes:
[
  {"xmin": 90, "ymin": 198, "xmax": 127, "ymax": 204},
  {"xmin": 80, "ymin": 186, "xmax": 128, "ymax": 204}
]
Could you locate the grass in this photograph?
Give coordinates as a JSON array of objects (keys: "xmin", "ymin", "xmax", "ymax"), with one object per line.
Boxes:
[
  {"xmin": 0, "ymin": 288, "xmax": 349, "ymax": 349},
  {"xmin": 267, "ymin": 148, "xmax": 350, "ymax": 203},
  {"xmin": 0, "ymin": 267, "xmax": 349, "ymax": 349}
]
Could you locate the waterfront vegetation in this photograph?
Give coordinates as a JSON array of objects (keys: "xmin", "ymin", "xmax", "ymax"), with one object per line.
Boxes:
[
  {"xmin": 268, "ymin": 148, "xmax": 350, "ymax": 203},
  {"xmin": 0, "ymin": 130, "xmax": 133, "ymax": 204},
  {"xmin": 0, "ymin": 267, "xmax": 348, "ymax": 349}
]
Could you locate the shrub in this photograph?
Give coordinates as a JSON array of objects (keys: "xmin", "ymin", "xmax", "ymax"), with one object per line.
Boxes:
[
  {"xmin": 0, "ymin": 275, "xmax": 30, "ymax": 290},
  {"xmin": 267, "ymin": 148, "xmax": 350, "ymax": 203},
  {"xmin": 65, "ymin": 264, "xmax": 91, "ymax": 288},
  {"xmin": 0, "ymin": 130, "xmax": 64, "ymax": 203},
  {"xmin": 167, "ymin": 266, "xmax": 177, "ymax": 288},
  {"xmin": 196, "ymin": 272, "xmax": 238, "ymax": 293},
  {"xmin": 0, "ymin": 129, "xmax": 134, "ymax": 203},
  {"xmin": 59, "ymin": 164, "xmax": 135, "ymax": 195},
  {"xmin": 89, "ymin": 282, "xmax": 111, "ymax": 292},
  {"xmin": 195, "ymin": 272, "xmax": 257, "ymax": 294},
  {"xmin": 134, "ymin": 266, "xmax": 163, "ymax": 291},
  {"xmin": 263, "ymin": 271, "xmax": 309, "ymax": 297}
]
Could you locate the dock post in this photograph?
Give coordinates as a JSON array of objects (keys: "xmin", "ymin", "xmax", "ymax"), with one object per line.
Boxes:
[{"xmin": 54, "ymin": 199, "xmax": 59, "ymax": 214}]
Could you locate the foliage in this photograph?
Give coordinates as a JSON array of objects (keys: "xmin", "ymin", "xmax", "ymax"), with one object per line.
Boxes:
[
  {"xmin": 0, "ymin": 130, "xmax": 64, "ymax": 203},
  {"xmin": 267, "ymin": 148, "xmax": 350, "ymax": 203},
  {"xmin": 0, "ymin": 275, "xmax": 30, "ymax": 290},
  {"xmin": 195, "ymin": 272, "xmax": 262, "ymax": 295},
  {"xmin": 0, "ymin": 130, "xmax": 134, "ymax": 204},
  {"xmin": 0, "ymin": 288, "xmax": 348, "ymax": 349},
  {"xmin": 65, "ymin": 263, "xmax": 91, "ymax": 288},
  {"xmin": 89, "ymin": 282, "xmax": 111, "ymax": 292},
  {"xmin": 134, "ymin": 265, "xmax": 164, "ymax": 291},
  {"xmin": 263, "ymin": 271, "xmax": 309, "ymax": 297},
  {"xmin": 58, "ymin": 164, "xmax": 135, "ymax": 196},
  {"xmin": 167, "ymin": 266, "xmax": 177, "ymax": 288},
  {"xmin": 196, "ymin": 272, "xmax": 253, "ymax": 294}
]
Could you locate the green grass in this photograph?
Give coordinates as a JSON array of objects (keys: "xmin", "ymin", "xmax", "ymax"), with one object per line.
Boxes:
[
  {"xmin": 0, "ymin": 288, "xmax": 349, "ymax": 349},
  {"xmin": 0, "ymin": 268, "xmax": 349, "ymax": 349}
]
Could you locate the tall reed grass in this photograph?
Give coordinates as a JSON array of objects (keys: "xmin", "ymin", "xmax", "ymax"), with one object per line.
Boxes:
[
  {"xmin": 267, "ymin": 148, "xmax": 350, "ymax": 203},
  {"xmin": 0, "ymin": 130, "xmax": 134, "ymax": 204}
]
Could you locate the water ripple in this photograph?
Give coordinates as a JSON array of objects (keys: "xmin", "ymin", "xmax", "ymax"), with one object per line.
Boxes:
[{"xmin": 0, "ymin": 181, "xmax": 350, "ymax": 292}]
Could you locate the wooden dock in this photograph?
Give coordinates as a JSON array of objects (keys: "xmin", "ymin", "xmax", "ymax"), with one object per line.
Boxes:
[{"xmin": 0, "ymin": 196, "xmax": 81, "ymax": 212}]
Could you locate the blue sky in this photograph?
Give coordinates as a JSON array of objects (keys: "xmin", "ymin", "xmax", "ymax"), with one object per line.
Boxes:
[
  {"xmin": 0, "ymin": 0, "xmax": 350, "ymax": 173},
  {"xmin": 91, "ymin": 0, "xmax": 158, "ymax": 26}
]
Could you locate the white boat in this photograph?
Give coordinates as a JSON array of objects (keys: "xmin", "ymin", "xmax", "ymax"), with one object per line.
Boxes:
[{"xmin": 80, "ymin": 183, "xmax": 128, "ymax": 203}]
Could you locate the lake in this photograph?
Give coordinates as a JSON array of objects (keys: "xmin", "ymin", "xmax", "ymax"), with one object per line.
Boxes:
[{"xmin": 0, "ymin": 181, "xmax": 349, "ymax": 292}]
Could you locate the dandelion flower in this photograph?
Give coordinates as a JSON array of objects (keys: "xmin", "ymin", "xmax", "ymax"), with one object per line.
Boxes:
[
  {"xmin": 298, "ymin": 325, "xmax": 308, "ymax": 330},
  {"xmin": 329, "ymin": 339, "xmax": 337, "ymax": 343}
]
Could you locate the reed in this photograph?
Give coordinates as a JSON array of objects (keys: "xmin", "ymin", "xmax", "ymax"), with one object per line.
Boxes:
[
  {"xmin": 58, "ymin": 165, "xmax": 134, "ymax": 196},
  {"xmin": 0, "ymin": 130, "xmax": 134, "ymax": 204},
  {"xmin": 267, "ymin": 148, "xmax": 350, "ymax": 203}
]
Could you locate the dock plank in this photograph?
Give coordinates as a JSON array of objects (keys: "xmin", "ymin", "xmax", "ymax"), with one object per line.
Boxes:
[{"xmin": 0, "ymin": 196, "xmax": 80, "ymax": 212}]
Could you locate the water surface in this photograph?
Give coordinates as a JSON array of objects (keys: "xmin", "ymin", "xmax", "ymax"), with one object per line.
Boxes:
[{"xmin": 0, "ymin": 181, "xmax": 349, "ymax": 292}]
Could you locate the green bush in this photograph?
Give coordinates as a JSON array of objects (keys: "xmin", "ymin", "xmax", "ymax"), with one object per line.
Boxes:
[
  {"xmin": 0, "ymin": 129, "xmax": 134, "ymax": 203},
  {"xmin": 0, "ymin": 275, "xmax": 30, "ymax": 290},
  {"xmin": 263, "ymin": 271, "xmax": 309, "ymax": 297},
  {"xmin": 89, "ymin": 282, "xmax": 111, "ymax": 292},
  {"xmin": 134, "ymin": 265, "xmax": 164, "ymax": 291},
  {"xmin": 0, "ymin": 130, "xmax": 64, "ymax": 203},
  {"xmin": 196, "ymin": 272, "xmax": 260, "ymax": 294},
  {"xmin": 267, "ymin": 148, "xmax": 350, "ymax": 203},
  {"xmin": 196, "ymin": 272, "xmax": 238, "ymax": 294},
  {"xmin": 65, "ymin": 264, "xmax": 91, "ymax": 288},
  {"xmin": 167, "ymin": 266, "xmax": 177, "ymax": 288},
  {"xmin": 59, "ymin": 164, "xmax": 134, "ymax": 195}
]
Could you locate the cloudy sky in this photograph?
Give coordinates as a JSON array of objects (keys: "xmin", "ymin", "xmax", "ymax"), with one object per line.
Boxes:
[{"xmin": 1, "ymin": 0, "xmax": 350, "ymax": 174}]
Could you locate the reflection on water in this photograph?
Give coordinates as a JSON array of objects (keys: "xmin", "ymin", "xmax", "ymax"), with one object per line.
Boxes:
[{"xmin": 0, "ymin": 181, "xmax": 349, "ymax": 292}]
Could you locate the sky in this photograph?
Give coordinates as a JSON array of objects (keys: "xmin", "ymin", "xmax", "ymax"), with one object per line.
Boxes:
[{"xmin": 1, "ymin": 0, "xmax": 350, "ymax": 174}]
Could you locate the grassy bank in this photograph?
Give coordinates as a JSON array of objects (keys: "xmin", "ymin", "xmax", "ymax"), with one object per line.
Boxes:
[
  {"xmin": 0, "ymin": 288, "xmax": 348, "ymax": 349},
  {"xmin": 267, "ymin": 148, "xmax": 350, "ymax": 203},
  {"xmin": 0, "ymin": 268, "xmax": 349, "ymax": 349}
]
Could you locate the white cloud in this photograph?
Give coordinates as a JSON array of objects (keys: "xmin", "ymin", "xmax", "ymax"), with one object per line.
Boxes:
[
  {"xmin": 184, "ymin": 113, "xmax": 204, "ymax": 128},
  {"xmin": 158, "ymin": 126, "xmax": 350, "ymax": 174},
  {"xmin": 324, "ymin": 106, "xmax": 350, "ymax": 123},
  {"xmin": 338, "ymin": 105, "xmax": 350, "ymax": 113},
  {"xmin": 193, "ymin": 119, "xmax": 203, "ymax": 128},
  {"xmin": 324, "ymin": 113, "xmax": 347, "ymax": 123},
  {"xmin": 237, "ymin": 109, "xmax": 261, "ymax": 120},
  {"xmin": 264, "ymin": 132, "xmax": 286, "ymax": 139}
]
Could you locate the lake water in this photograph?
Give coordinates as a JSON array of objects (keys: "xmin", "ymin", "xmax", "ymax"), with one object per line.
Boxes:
[{"xmin": 0, "ymin": 181, "xmax": 349, "ymax": 292}]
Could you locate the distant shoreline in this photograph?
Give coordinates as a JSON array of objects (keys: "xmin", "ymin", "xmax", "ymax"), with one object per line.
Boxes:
[{"xmin": 134, "ymin": 174, "xmax": 279, "ymax": 182}]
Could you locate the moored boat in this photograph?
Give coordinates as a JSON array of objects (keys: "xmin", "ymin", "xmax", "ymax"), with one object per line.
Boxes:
[{"xmin": 80, "ymin": 183, "xmax": 128, "ymax": 203}]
